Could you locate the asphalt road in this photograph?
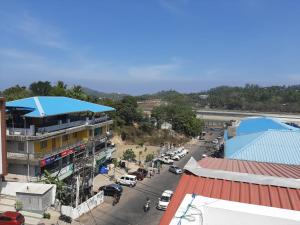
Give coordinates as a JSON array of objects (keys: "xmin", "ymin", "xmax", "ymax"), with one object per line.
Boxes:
[{"xmin": 75, "ymin": 141, "xmax": 210, "ymax": 225}]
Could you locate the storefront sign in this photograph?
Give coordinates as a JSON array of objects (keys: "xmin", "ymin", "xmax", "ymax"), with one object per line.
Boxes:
[{"xmin": 60, "ymin": 149, "xmax": 74, "ymax": 157}]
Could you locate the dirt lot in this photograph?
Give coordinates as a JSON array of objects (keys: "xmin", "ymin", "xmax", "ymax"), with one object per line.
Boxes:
[{"xmin": 111, "ymin": 136, "xmax": 160, "ymax": 161}]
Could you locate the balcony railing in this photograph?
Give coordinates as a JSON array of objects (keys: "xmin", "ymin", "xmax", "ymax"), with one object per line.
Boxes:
[{"xmin": 7, "ymin": 115, "xmax": 111, "ymax": 137}]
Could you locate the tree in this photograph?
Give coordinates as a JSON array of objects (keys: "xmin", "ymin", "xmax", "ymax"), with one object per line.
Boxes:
[
  {"xmin": 2, "ymin": 85, "xmax": 31, "ymax": 101},
  {"xmin": 29, "ymin": 81, "xmax": 52, "ymax": 96},
  {"xmin": 67, "ymin": 85, "xmax": 87, "ymax": 100},
  {"xmin": 123, "ymin": 149, "xmax": 136, "ymax": 161},
  {"xmin": 152, "ymin": 104, "xmax": 203, "ymax": 137},
  {"xmin": 50, "ymin": 81, "xmax": 67, "ymax": 96},
  {"xmin": 114, "ymin": 96, "xmax": 143, "ymax": 125}
]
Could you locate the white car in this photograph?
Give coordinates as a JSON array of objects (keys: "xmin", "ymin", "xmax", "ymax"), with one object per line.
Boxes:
[
  {"xmin": 169, "ymin": 165, "xmax": 183, "ymax": 174},
  {"xmin": 117, "ymin": 174, "xmax": 137, "ymax": 187},
  {"xmin": 171, "ymin": 155, "xmax": 180, "ymax": 161},
  {"xmin": 157, "ymin": 190, "xmax": 173, "ymax": 210},
  {"xmin": 160, "ymin": 157, "xmax": 174, "ymax": 164},
  {"xmin": 212, "ymin": 139, "xmax": 218, "ymax": 144}
]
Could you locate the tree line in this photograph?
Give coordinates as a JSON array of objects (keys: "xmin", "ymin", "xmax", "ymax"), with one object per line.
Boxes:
[{"xmin": 0, "ymin": 81, "xmax": 203, "ymax": 139}]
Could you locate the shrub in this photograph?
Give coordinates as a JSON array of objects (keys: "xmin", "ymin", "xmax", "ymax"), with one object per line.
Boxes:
[
  {"xmin": 145, "ymin": 153, "xmax": 154, "ymax": 162},
  {"xmin": 123, "ymin": 149, "xmax": 136, "ymax": 161}
]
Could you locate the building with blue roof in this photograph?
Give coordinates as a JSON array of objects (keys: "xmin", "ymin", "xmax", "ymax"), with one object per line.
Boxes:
[
  {"xmin": 225, "ymin": 116, "xmax": 300, "ymax": 165},
  {"xmin": 226, "ymin": 130, "xmax": 300, "ymax": 165},
  {"xmin": 5, "ymin": 96, "xmax": 116, "ymax": 182},
  {"xmin": 6, "ymin": 96, "xmax": 114, "ymax": 118}
]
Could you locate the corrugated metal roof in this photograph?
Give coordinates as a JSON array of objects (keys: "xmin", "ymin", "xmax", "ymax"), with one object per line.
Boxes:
[
  {"xmin": 159, "ymin": 173, "xmax": 300, "ymax": 225},
  {"xmin": 6, "ymin": 96, "xmax": 115, "ymax": 118},
  {"xmin": 199, "ymin": 157, "xmax": 300, "ymax": 179},
  {"xmin": 236, "ymin": 117, "xmax": 299, "ymax": 136},
  {"xmin": 226, "ymin": 130, "xmax": 300, "ymax": 165}
]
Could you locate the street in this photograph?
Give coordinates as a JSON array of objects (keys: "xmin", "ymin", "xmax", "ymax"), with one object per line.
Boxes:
[{"xmin": 74, "ymin": 141, "xmax": 209, "ymax": 225}]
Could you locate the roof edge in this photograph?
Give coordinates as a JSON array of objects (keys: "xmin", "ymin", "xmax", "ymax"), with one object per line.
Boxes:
[{"xmin": 184, "ymin": 157, "xmax": 300, "ymax": 189}]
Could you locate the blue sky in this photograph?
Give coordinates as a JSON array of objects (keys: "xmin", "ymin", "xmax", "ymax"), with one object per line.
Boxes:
[{"xmin": 1, "ymin": 0, "xmax": 300, "ymax": 95}]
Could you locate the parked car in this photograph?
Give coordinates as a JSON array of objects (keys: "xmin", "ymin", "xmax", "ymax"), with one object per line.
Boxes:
[
  {"xmin": 169, "ymin": 165, "xmax": 183, "ymax": 174},
  {"xmin": 157, "ymin": 190, "xmax": 173, "ymax": 210},
  {"xmin": 212, "ymin": 139, "xmax": 218, "ymax": 144},
  {"xmin": 99, "ymin": 184, "xmax": 123, "ymax": 196},
  {"xmin": 160, "ymin": 157, "xmax": 174, "ymax": 164},
  {"xmin": 171, "ymin": 155, "xmax": 180, "ymax": 161},
  {"xmin": 0, "ymin": 211, "xmax": 25, "ymax": 225},
  {"xmin": 137, "ymin": 168, "xmax": 148, "ymax": 177},
  {"xmin": 117, "ymin": 174, "xmax": 137, "ymax": 187},
  {"xmin": 128, "ymin": 170, "xmax": 144, "ymax": 180}
]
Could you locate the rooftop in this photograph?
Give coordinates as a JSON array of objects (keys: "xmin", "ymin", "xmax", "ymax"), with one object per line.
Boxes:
[
  {"xmin": 6, "ymin": 96, "xmax": 115, "ymax": 118},
  {"xmin": 159, "ymin": 157, "xmax": 300, "ymax": 225},
  {"xmin": 234, "ymin": 117, "xmax": 299, "ymax": 136},
  {"xmin": 225, "ymin": 130, "xmax": 300, "ymax": 165},
  {"xmin": 199, "ymin": 157, "xmax": 300, "ymax": 179}
]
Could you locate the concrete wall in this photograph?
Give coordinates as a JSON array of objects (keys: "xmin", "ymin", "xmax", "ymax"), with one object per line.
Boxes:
[
  {"xmin": 6, "ymin": 141, "xmax": 34, "ymax": 154},
  {"xmin": 16, "ymin": 187, "xmax": 53, "ymax": 212},
  {"xmin": 61, "ymin": 191, "xmax": 104, "ymax": 219}
]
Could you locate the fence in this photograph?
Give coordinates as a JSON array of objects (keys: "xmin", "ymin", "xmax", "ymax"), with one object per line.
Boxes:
[{"xmin": 61, "ymin": 191, "xmax": 104, "ymax": 219}]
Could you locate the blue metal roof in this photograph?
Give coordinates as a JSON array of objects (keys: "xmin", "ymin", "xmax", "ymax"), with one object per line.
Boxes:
[
  {"xmin": 6, "ymin": 96, "xmax": 115, "ymax": 118},
  {"xmin": 236, "ymin": 117, "xmax": 299, "ymax": 136},
  {"xmin": 226, "ymin": 130, "xmax": 300, "ymax": 165}
]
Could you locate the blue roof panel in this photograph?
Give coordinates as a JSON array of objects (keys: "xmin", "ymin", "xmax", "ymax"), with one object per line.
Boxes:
[
  {"xmin": 6, "ymin": 96, "xmax": 115, "ymax": 118},
  {"xmin": 226, "ymin": 130, "xmax": 300, "ymax": 165},
  {"xmin": 236, "ymin": 117, "xmax": 299, "ymax": 136}
]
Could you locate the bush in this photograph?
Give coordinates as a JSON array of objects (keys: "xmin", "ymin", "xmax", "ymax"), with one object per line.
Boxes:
[
  {"xmin": 43, "ymin": 212, "xmax": 51, "ymax": 219},
  {"xmin": 145, "ymin": 153, "xmax": 154, "ymax": 162},
  {"xmin": 123, "ymin": 149, "xmax": 136, "ymax": 161}
]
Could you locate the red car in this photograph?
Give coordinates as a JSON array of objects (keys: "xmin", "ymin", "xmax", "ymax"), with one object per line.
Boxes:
[{"xmin": 0, "ymin": 211, "xmax": 25, "ymax": 225}]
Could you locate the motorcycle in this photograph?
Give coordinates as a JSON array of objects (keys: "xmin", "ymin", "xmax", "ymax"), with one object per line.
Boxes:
[{"xmin": 144, "ymin": 200, "xmax": 150, "ymax": 212}]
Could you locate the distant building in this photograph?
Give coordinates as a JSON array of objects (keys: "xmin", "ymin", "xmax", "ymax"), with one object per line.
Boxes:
[
  {"xmin": 5, "ymin": 96, "xmax": 115, "ymax": 182},
  {"xmin": 0, "ymin": 98, "xmax": 7, "ymax": 179},
  {"xmin": 159, "ymin": 157, "xmax": 300, "ymax": 225}
]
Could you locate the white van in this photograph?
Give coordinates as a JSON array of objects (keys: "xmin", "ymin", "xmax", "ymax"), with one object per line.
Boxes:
[{"xmin": 117, "ymin": 174, "xmax": 137, "ymax": 187}]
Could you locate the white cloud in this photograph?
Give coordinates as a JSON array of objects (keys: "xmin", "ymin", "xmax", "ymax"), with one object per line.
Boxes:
[
  {"xmin": 16, "ymin": 14, "xmax": 68, "ymax": 49},
  {"xmin": 128, "ymin": 61, "xmax": 180, "ymax": 81},
  {"xmin": 158, "ymin": 0, "xmax": 189, "ymax": 15}
]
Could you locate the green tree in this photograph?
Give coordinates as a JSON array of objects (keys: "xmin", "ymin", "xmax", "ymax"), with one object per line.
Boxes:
[
  {"xmin": 2, "ymin": 85, "xmax": 31, "ymax": 101},
  {"xmin": 67, "ymin": 85, "xmax": 87, "ymax": 100},
  {"xmin": 123, "ymin": 149, "xmax": 136, "ymax": 161},
  {"xmin": 50, "ymin": 81, "xmax": 67, "ymax": 96},
  {"xmin": 29, "ymin": 81, "xmax": 52, "ymax": 96}
]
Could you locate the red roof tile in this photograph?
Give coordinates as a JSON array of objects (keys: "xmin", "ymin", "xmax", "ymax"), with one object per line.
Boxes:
[
  {"xmin": 159, "ymin": 173, "xmax": 300, "ymax": 225},
  {"xmin": 199, "ymin": 157, "xmax": 300, "ymax": 178}
]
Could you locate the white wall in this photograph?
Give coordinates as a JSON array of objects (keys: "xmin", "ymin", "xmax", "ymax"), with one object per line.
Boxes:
[
  {"xmin": 170, "ymin": 195, "xmax": 300, "ymax": 225},
  {"xmin": 61, "ymin": 191, "xmax": 104, "ymax": 219}
]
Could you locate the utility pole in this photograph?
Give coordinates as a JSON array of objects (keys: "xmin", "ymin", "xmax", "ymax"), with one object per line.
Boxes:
[
  {"xmin": 24, "ymin": 117, "xmax": 30, "ymax": 182},
  {"xmin": 75, "ymin": 175, "xmax": 80, "ymax": 207}
]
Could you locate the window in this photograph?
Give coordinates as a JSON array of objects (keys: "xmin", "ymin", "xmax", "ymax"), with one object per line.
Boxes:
[
  {"xmin": 40, "ymin": 141, "xmax": 47, "ymax": 149},
  {"xmin": 52, "ymin": 139, "xmax": 56, "ymax": 148},
  {"xmin": 73, "ymin": 132, "xmax": 78, "ymax": 138},
  {"xmin": 18, "ymin": 142, "xmax": 25, "ymax": 151},
  {"xmin": 0, "ymin": 216, "xmax": 11, "ymax": 221},
  {"xmin": 62, "ymin": 135, "xmax": 69, "ymax": 142}
]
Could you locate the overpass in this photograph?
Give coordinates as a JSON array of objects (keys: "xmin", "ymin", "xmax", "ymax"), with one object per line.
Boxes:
[{"xmin": 196, "ymin": 110, "xmax": 300, "ymax": 127}]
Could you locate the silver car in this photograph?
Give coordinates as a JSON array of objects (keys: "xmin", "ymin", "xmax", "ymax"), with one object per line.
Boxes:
[{"xmin": 169, "ymin": 165, "xmax": 183, "ymax": 174}]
